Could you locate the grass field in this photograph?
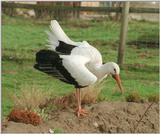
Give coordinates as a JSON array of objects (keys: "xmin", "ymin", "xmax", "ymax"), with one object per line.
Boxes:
[{"xmin": 2, "ymin": 15, "xmax": 159, "ymax": 117}]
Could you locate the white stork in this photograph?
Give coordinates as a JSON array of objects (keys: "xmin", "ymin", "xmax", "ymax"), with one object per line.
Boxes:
[{"xmin": 34, "ymin": 20, "xmax": 123, "ymax": 117}]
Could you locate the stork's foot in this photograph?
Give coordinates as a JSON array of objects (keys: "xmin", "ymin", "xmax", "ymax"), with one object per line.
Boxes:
[{"xmin": 76, "ymin": 108, "xmax": 88, "ymax": 117}]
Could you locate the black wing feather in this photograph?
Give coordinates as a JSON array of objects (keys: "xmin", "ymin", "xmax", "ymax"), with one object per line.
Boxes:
[
  {"xmin": 34, "ymin": 50, "xmax": 69, "ymax": 83},
  {"xmin": 55, "ymin": 41, "xmax": 77, "ymax": 54},
  {"xmin": 34, "ymin": 50, "xmax": 79, "ymax": 86}
]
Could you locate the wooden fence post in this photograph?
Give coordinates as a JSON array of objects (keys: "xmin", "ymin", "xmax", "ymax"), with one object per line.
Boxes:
[{"xmin": 117, "ymin": 1, "xmax": 130, "ymax": 67}]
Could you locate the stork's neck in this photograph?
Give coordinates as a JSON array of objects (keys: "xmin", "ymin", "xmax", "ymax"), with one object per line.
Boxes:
[
  {"xmin": 96, "ymin": 62, "xmax": 116, "ymax": 79},
  {"xmin": 100, "ymin": 62, "xmax": 113, "ymax": 74}
]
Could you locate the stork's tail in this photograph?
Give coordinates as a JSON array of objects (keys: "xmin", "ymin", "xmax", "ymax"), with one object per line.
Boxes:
[
  {"xmin": 46, "ymin": 20, "xmax": 76, "ymax": 50},
  {"xmin": 50, "ymin": 20, "xmax": 72, "ymax": 43}
]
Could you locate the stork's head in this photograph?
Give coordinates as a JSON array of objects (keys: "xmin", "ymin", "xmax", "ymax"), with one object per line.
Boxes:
[{"xmin": 108, "ymin": 62, "xmax": 124, "ymax": 94}]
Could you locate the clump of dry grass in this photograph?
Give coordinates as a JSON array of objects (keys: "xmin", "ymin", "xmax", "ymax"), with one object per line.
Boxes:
[
  {"xmin": 126, "ymin": 91, "xmax": 142, "ymax": 103},
  {"xmin": 39, "ymin": 82, "xmax": 104, "ymax": 109},
  {"xmin": 148, "ymin": 94, "xmax": 159, "ymax": 103},
  {"xmin": 11, "ymin": 85, "xmax": 51, "ymax": 111},
  {"xmin": 81, "ymin": 82, "xmax": 104, "ymax": 104},
  {"xmin": 11, "ymin": 82, "xmax": 104, "ymax": 117}
]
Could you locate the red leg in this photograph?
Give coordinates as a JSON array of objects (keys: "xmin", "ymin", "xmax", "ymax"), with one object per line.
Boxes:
[{"xmin": 75, "ymin": 88, "xmax": 88, "ymax": 117}]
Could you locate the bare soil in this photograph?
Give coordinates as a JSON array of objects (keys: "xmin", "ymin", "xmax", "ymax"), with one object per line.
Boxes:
[{"xmin": 2, "ymin": 102, "xmax": 159, "ymax": 133}]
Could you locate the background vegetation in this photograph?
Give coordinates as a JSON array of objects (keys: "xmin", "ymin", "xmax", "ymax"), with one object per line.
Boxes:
[{"xmin": 2, "ymin": 14, "xmax": 159, "ymax": 117}]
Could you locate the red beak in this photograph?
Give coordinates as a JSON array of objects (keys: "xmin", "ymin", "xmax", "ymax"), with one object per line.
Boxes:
[{"xmin": 112, "ymin": 74, "xmax": 124, "ymax": 94}]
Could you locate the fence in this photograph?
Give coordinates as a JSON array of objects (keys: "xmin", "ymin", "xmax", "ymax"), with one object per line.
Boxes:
[
  {"xmin": 2, "ymin": 2, "xmax": 159, "ymax": 13},
  {"xmin": 2, "ymin": 2, "xmax": 159, "ymax": 20}
]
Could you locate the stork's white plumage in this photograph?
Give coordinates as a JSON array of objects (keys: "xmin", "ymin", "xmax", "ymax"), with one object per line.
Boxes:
[{"xmin": 34, "ymin": 20, "xmax": 123, "ymax": 117}]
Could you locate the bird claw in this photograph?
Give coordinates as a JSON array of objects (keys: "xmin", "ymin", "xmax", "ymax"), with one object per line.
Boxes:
[{"xmin": 76, "ymin": 108, "xmax": 88, "ymax": 117}]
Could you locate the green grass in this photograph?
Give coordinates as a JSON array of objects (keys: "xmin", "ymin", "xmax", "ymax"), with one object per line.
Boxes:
[{"xmin": 2, "ymin": 15, "xmax": 159, "ymax": 117}]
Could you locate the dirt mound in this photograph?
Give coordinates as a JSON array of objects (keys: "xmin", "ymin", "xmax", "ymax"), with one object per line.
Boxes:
[{"xmin": 2, "ymin": 102, "xmax": 159, "ymax": 133}]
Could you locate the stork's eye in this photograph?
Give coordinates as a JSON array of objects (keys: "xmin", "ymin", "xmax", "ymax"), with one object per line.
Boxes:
[{"xmin": 114, "ymin": 68, "xmax": 116, "ymax": 73}]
